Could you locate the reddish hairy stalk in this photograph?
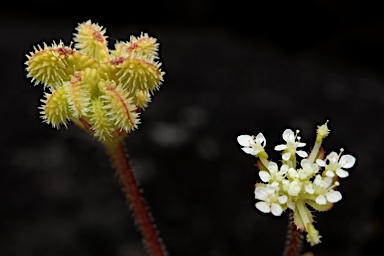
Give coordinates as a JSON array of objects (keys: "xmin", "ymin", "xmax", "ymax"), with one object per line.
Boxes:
[
  {"xmin": 104, "ymin": 139, "xmax": 167, "ymax": 256},
  {"xmin": 282, "ymin": 210, "xmax": 303, "ymax": 256}
]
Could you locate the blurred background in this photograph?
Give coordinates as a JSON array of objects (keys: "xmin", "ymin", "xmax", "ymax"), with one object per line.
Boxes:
[{"xmin": 1, "ymin": 1, "xmax": 384, "ymax": 255}]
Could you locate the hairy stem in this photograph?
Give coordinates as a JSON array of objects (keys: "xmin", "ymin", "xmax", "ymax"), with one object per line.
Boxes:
[
  {"xmin": 104, "ymin": 139, "xmax": 167, "ymax": 256},
  {"xmin": 282, "ymin": 210, "xmax": 303, "ymax": 256}
]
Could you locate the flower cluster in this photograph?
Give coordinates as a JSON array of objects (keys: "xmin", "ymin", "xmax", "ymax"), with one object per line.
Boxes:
[
  {"xmin": 237, "ymin": 121, "xmax": 356, "ymax": 246},
  {"xmin": 25, "ymin": 20, "xmax": 165, "ymax": 142}
]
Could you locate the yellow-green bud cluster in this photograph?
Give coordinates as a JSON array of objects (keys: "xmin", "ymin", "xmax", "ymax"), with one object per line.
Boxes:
[{"xmin": 25, "ymin": 20, "xmax": 165, "ymax": 142}]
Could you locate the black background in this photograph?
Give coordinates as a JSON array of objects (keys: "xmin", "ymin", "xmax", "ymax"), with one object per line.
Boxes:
[{"xmin": 1, "ymin": 1, "xmax": 384, "ymax": 255}]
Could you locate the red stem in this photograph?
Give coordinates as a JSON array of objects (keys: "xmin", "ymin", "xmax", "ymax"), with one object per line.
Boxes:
[
  {"xmin": 282, "ymin": 210, "xmax": 303, "ymax": 256},
  {"xmin": 104, "ymin": 139, "xmax": 167, "ymax": 256}
]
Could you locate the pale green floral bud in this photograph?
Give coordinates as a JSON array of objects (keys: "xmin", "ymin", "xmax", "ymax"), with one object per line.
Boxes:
[
  {"xmin": 316, "ymin": 120, "xmax": 330, "ymax": 143},
  {"xmin": 306, "ymin": 223, "xmax": 322, "ymax": 246}
]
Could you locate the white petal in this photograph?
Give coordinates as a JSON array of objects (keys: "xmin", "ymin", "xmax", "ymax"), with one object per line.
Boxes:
[
  {"xmin": 316, "ymin": 159, "xmax": 326, "ymax": 167},
  {"xmin": 271, "ymin": 181, "xmax": 279, "ymax": 187},
  {"xmin": 326, "ymin": 191, "xmax": 342, "ymax": 203},
  {"xmin": 312, "ymin": 164, "xmax": 319, "ymax": 173},
  {"xmin": 242, "ymin": 147, "xmax": 257, "ymax": 155},
  {"xmin": 280, "ymin": 165, "xmax": 289, "ymax": 175},
  {"xmin": 315, "ymin": 195, "xmax": 327, "ymax": 205},
  {"xmin": 237, "ymin": 135, "xmax": 253, "ymax": 147},
  {"xmin": 274, "ymin": 144, "xmax": 287, "ymax": 151},
  {"xmin": 255, "ymin": 133, "xmax": 266, "ymax": 146},
  {"xmin": 297, "ymin": 150, "xmax": 308, "ymax": 158},
  {"xmin": 255, "ymin": 187, "xmax": 268, "ymax": 200},
  {"xmin": 328, "ymin": 152, "xmax": 339, "ymax": 163},
  {"xmin": 267, "ymin": 161, "xmax": 278, "ymax": 173},
  {"xmin": 325, "ymin": 170, "xmax": 335, "ymax": 177},
  {"xmin": 282, "ymin": 152, "xmax": 291, "ymax": 161},
  {"xmin": 314, "ymin": 175, "xmax": 322, "ymax": 186},
  {"xmin": 271, "ymin": 203, "xmax": 283, "ymax": 216},
  {"xmin": 287, "ymin": 200, "xmax": 295, "ymax": 210},
  {"xmin": 288, "ymin": 184, "xmax": 300, "ymax": 196},
  {"xmin": 278, "ymin": 195, "xmax": 288, "ymax": 204},
  {"xmin": 256, "ymin": 202, "xmax": 270, "ymax": 213},
  {"xmin": 307, "ymin": 188, "xmax": 315, "ymax": 194},
  {"xmin": 324, "ymin": 177, "xmax": 333, "ymax": 188},
  {"xmin": 282, "ymin": 129, "xmax": 293, "ymax": 141},
  {"xmin": 339, "ymin": 155, "xmax": 356, "ymax": 169},
  {"xmin": 300, "ymin": 159, "xmax": 310, "ymax": 168},
  {"xmin": 305, "ymin": 186, "xmax": 315, "ymax": 194},
  {"xmin": 259, "ymin": 171, "xmax": 271, "ymax": 182},
  {"xmin": 265, "ymin": 185, "xmax": 276, "ymax": 194},
  {"xmin": 336, "ymin": 168, "xmax": 349, "ymax": 178},
  {"xmin": 297, "ymin": 142, "xmax": 306, "ymax": 147}
]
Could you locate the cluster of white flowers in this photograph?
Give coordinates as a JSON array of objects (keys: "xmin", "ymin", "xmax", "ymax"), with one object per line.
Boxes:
[{"xmin": 237, "ymin": 120, "xmax": 356, "ymax": 246}]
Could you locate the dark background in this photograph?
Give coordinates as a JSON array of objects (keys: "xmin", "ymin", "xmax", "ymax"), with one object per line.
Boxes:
[{"xmin": 1, "ymin": 1, "xmax": 384, "ymax": 256}]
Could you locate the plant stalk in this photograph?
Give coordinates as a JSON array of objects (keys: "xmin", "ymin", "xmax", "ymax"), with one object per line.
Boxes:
[
  {"xmin": 104, "ymin": 139, "xmax": 167, "ymax": 256},
  {"xmin": 282, "ymin": 210, "xmax": 303, "ymax": 256}
]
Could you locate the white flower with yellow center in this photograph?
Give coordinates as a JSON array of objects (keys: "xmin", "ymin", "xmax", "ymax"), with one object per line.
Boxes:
[
  {"xmin": 312, "ymin": 175, "xmax": 342, "ymax": 205},
  {"xmin": 274, "ymin": 129, "xmax": 308, "ymax": 160},
  {"xmin": 259, "ymin": 161, "xmax": 288, "ymax": 183},
  {"xmin": 255, "ymin": 184, "xmax": 287, "ymax": 216},
  {"xmin": 287, "ymin": 180, "xmax": 302, "ymax": 197},
  {"xmin": 298, "ymin": 159, "xmax": 319, "ymax": 180},
  {"xmin": 237, "ymin": 133, "xmax": 267, "ymax": 158},
  {"xmin": 316, "ymin": 149, "xmax": 356, "ymax": 178}
]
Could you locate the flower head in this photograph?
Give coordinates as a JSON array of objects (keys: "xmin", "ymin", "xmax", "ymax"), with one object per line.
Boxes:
[
  {"xmin": 25, "ymin": 20, "xmax": 165, "ymax": 143},
  {"xmin": 237, "ymin": 120, "xmax": 357, "ymax": 247}
]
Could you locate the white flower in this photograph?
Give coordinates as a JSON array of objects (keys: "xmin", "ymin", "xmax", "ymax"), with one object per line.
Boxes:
[
  {"xmin": 237, "ymin": 133, "xmax": 266, "ymax": 156},
  {"xmin": 312, "ymin": 175, "xmax": 342, "ymax": 205},
  {"xmin": 255, "ymin": 185, "xmax": 287, "ymax": 216},
  {"xmin": 259, "ymin": 161, "xmax": 288, "ymax": 183},
  {"xmin": 274, "ymin": 129, "xmax": 308, "ymax": 161},
  {"xmin": 287, "ymin": 180, "xmax": 301, "ymax": 196},
  {"xmin": 298, "ymin": 159, "xmax": 319, "ymax": 180},
  {"xmin": 316, "ymin": 189, "xmax": 342, "ymax": 205},
  {"xmin": 305, "ymin": 182, "xmax": 315, "ymax": 194},
  {"xmin": 287, "ymin": 167, "xmax": 299, "ymax": 179},
  {"xmin": 316, "ymin": 149, "xmax": 356, "ymax": 178}
]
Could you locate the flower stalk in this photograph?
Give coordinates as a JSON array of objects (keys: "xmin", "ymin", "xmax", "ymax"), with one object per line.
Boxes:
[
  {"xmin": 283, "ymin": 211, "xmax": 303, "ymax": 256},
  {"xmin": 104, "ymin": 139, "xmax": 167, "ymax": 256}
]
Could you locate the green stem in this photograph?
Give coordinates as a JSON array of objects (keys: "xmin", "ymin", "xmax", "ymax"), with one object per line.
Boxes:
[
  {"xmin": 104, "ymin": 139, "xmax": 167, "ymax": 256},
  {"xmin": 308, "ymin": 142, "xmax": 321, "ymax": 164},
  {"xmin": 282, "ymin": 210, "xmax": 303, "ymax": 256},
  {"xmin": 259, "ymin": 157, "xmax": 270, "ymax": 169}
]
